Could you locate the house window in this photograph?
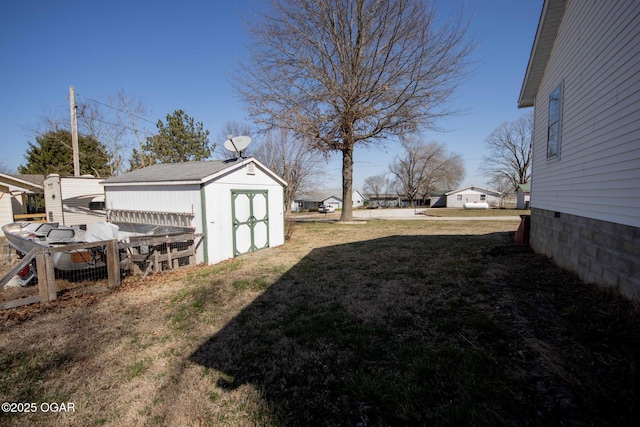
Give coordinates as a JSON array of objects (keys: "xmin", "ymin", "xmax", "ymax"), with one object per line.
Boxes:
[
  {"xmin": 457, "ymin": 195, "xmax": 462, "ymax": 201},
  {"xmin": 547, "ymin": 82, "xmax": 563, "ymax": 158},
  {"xmin": 480, "ymin": 194, "xmax": 486, "ymax": 201}
]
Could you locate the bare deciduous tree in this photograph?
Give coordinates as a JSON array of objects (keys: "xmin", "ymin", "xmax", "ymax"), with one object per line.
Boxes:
[
  {"xmin": 252, "ymin": 128, "xmax": 325, "ymax": 212},
  {"xmin": 77, "ymin": 101, "xmax": 124, "ymax": 175},
  {"xmin": 363, "ymin": 174, "xmax": 393, "ymax": 207},
  {"xmin": 480, "ymin": 111, "xmax": 533, "ymax": 192},
  {"xmin": 112, "ymin": 90, "xmax": 150, "ymax": 171},
  {"xmin": 390, "ymin": 137, "xmax": 465, "ymax": 207},
  {"xmin": 234, "ymin": 0, "xmax": 474, "ymax": 221}
]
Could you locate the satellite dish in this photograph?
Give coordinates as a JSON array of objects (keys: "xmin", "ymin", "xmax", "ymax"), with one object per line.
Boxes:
[{"xmin": 223, "ymin": 135, "xmax": 251, "ymax": 157}]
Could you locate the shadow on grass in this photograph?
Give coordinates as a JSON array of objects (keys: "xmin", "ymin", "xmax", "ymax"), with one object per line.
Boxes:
[
  {"xmin": 190, "ymin": 232, "xmax": 640, "ymax": 426},
  {"xmin": 190, "ymin": 232, "xmax": 521, "ymax": 425}
]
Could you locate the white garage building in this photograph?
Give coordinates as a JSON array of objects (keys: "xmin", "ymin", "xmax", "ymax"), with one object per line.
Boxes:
[{"xmin": 102, "ymin": 158, "xmax": 287, "ymax": 265}]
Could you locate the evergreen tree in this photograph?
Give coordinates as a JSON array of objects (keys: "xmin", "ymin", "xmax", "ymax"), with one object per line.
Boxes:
[
  {"xmin": 18, "ymin": 129, "xmax": 111, "ymax": 177},
  {"xmin": 131, "ymin": 109, "xmax": 211, "ymax": 168}
]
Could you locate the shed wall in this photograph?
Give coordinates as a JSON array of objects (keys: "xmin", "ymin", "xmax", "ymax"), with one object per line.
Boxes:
[
  {"xmin": 105, "ymin": 184, "xmax": 204, "ymax": 263},
  {"xmin": 203, "ymin": 163, "xmax": 285, "ymax": 265}
]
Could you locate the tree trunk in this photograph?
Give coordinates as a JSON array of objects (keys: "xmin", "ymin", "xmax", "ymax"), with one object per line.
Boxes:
[{"xmin": 340, "ymin": 146, "xmax": 354, "ymax": 222}]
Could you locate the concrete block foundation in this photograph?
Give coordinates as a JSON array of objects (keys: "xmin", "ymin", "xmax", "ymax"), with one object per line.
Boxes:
[{"xmin": 530, "ymin": 208, "xmax": 640, "ymax": 301}]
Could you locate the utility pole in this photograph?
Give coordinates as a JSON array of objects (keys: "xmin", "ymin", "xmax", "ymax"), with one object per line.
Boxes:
[{"xmin": 69, "ymin": 86, "xmax": 80, "ymax": 177}]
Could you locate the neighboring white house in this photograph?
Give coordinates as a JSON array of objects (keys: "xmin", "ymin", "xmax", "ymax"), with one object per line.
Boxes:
[
  {"xmin": 445, "ymin": 186, "xmax": 502, "ymax": 208},
  {"xmin": 0, "ymin": 173, "xmax": 45, "ymax": 236},
  {"xmin": 292, "ymin": 189, "xmax": 365, "ymax": 211},
  {"xmin": 102, "ymin": 158, "xmax": 287, "ymax": 266},
  {"xmin": 0, "ymin": 184, "xmax": 11, "ymax": 235},
  {"xmin": 516, "ymin": 183, "xmax": 531, "ymax": 210},
  {"xmin": 43, "ymin": 174, "xmax": 106, "ymax": 227},
  {"xmin": 518, "ymin": 0, "xmax": 640, "ymax": 299}
]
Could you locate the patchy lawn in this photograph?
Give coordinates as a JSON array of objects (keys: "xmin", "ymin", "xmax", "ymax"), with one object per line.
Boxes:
[{"xmin": 1, "ymin": 221, "xmax": 639, "ymax": 426}]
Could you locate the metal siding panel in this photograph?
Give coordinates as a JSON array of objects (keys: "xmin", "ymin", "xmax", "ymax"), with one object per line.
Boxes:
[
  {"xmin": 531, "ymin": 0, "xmax": 640, "ymax": 227},
  {"xmin": 0, "ymin": 189, "xmax": 13, "ymax": 236}
]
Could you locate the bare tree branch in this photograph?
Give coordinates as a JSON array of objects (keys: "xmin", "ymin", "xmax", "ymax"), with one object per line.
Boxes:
[{"xmin": 252, "ymin": 128, "xmax": 325, "ymax": 212}]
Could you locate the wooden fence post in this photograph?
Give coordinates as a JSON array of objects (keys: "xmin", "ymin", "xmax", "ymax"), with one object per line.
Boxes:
[
  {"xmin": 106, "ymin": 239, "xmax": 121, "ymax": 288},
  {"xmin": 36, "ymin": 250, "xmax": 56, "ymax": 302}
]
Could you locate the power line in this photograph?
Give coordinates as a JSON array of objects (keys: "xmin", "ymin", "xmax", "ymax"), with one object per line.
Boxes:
[
  {"xmin": 84, "ymin": 116, "xmax": 156, "ymax": 137},
  {"xmin": 76, "ymin": 93, "xmax": 157, "ymax": 126}
]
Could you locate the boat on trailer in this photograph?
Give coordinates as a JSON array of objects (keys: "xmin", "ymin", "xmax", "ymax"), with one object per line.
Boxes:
[{"xmin": 2, "ymin": 221, "xmax": 193, "ymax": 285}]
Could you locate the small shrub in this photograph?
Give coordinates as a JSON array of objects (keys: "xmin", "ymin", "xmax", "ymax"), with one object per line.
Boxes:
[{"xmin": 285, "ymin": 218, "xmax": 296, "ymax": 240}]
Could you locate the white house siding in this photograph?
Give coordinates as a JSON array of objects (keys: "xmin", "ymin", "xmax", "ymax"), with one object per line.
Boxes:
[
  {"xmin": 44, "ymin": 176, "xmax": 106, "ymax": 227},
  {"xmin": 352, "ymin": 191, "xmax": 365, "ymax": 209},
  {"xmin": 530, "ymin": 0, "xmax": 640, "ymax": 228},
  {"xmin": 203, "ymin": 164, "xmax": 285, "ymax": 265},
  {"xmin": 0, "ymin": 185, "xmax": 13, "ymax": 236}
]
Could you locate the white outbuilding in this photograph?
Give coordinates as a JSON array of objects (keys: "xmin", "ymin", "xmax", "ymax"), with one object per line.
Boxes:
[
  {"xmin": 445, "ymin": 186, "xmax": 502, "ymax": 208},
  {"xmin": 101, "ymin": 158, "xmax": 287, "ymax": 265}
]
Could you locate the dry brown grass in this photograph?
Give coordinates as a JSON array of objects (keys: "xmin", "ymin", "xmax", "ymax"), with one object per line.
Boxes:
[{"xmin": 1, "ymin": 221, "xmax": 639, "ymax": 426}]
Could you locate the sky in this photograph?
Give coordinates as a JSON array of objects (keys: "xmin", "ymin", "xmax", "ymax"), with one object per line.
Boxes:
[{"xmin": 0, "ymin": 0, "xmax": 543, "ymax": 191}]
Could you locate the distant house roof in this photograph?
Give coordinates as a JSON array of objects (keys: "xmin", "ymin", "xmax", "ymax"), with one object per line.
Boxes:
[
  {"xmin": 518, "ymin": 0, "xmax": 567, "ymax": 108},
  {"xmin": 445, "ymin": 185, "xmax": 502, "ymax": 196},
  {"xmin": 102, "ymin": 158, "xmax": 287, "ymax": 187},
  {"xmin": 0, "ymin": 172, "xmax": 45, "ymax": 192},
  {"xmin": 296, "ymin": 190, "xmax": 341, "ymax": 203},
  {"xmin": 296, "ymin": 189, "xmax": 364, "ymax": 202}
]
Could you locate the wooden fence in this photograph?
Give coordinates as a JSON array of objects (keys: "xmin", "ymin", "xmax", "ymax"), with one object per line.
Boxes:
[
  {"xmin": 13, "ymin": 213, "xmax": 47, "ymax": 222},
  {"xmin": 0, "ymin": 233, "xmax": 201, "ymax": 310}
]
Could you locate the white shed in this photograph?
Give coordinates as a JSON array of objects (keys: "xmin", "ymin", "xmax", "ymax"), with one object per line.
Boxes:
[
  {"xmin": 43, "ymin": 174, "xmax": 106, "ymax": 227},
  {"xmin": 445, "ymin": 186, "xmax": 502, "ymax": 208},
  {"xmin": 516, "ymin": 183, "xmax": 531, "ymax": 210},
  {"xmin": 102, "ymin": 158, "xmax": 287, "ymax": 266}
]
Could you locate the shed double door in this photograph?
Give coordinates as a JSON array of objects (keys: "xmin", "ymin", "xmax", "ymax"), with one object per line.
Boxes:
[{"xmin": 231, "ymin": 190, "xmax": 269, "ymax": 256}]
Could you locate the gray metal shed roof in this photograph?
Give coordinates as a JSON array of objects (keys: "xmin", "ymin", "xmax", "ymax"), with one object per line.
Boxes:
[
  {"xmin": 102, "ymin": 160, "xmax": 232, "ymax": 184},
  {"xmin": 102, "ymin": 158, "xmax": 287, "ymax": 187}
]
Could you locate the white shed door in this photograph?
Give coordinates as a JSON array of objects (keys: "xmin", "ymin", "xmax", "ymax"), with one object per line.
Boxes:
[{"xmin": 231, "ymin": 190, "xmax": 269, "ymax": 256}]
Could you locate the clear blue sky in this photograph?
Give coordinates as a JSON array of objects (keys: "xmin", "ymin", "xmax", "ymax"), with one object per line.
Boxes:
[{"xmin": 0, "ymin": 0, "xmax": 542, "ymax": 190}]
